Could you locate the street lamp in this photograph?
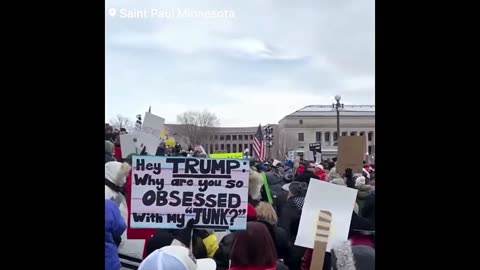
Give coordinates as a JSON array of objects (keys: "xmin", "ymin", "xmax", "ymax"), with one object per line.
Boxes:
[
  {"xmin": 264, "ymin": 125, "xmax": 274, "ymax": 159},
  {"xmin": 332, "ymin": 95, "xmax": 344, "ymax": 144}
]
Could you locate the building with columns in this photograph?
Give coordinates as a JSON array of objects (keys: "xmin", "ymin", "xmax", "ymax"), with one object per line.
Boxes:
[
  {"xmin": 278, "ymin": 105, "xmax": 375, "ymax": 161},
  {"xmin": 164, "ymin": 105, "xmax": 374, "ymax": 161},
  {"xmin": 164, "ymin": 124, "xmax": 281, "ymax": 159}
]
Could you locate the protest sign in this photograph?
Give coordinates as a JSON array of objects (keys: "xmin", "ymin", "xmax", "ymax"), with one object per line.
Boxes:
[
  {"xmin": 209, "ymin": 152, "xmax": 243, "ymax": 159},
  {"xmin": 120, "ymin": 133, "xmax": 160, "ymax": 158},
  {"xmin": 336, "ymin": 136, "xmax": 366, "ymax": 174},
  {"xmin": 310, "ymin": 210, "xmax": 332, "ymax": 270},
  {"xmin": 142, "ymin": 112, "xmax": 165, "ymax": 139},
  {"xmin": 130, "ymin": 156, "xmax": 250, "ymax": 230},
  {"xmin": 295, "ymin": 180, "xmax": 357, "ymax": 251}
]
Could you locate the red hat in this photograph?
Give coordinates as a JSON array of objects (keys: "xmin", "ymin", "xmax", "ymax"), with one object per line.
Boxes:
[{"xmin": 247, "ymin": 203, "xmax": 257, "ymax": 221}]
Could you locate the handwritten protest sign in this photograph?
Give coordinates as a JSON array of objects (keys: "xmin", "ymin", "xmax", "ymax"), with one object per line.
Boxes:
[
  {"xmin": 142, "ymin": 112, "xmax": 165, "ymax": 139},
  {"xmin": 130, "ymin": 156, "xmax": 249, "ymax": 230},
  {"xmin": 295, "ymin": 180, "xmax": 357, "ymax": 251}
]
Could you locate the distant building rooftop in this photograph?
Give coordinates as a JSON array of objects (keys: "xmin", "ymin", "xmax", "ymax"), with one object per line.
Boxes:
[{"xmin": 286, "ymin": 105, "xmax": 375, "ymax": 117}]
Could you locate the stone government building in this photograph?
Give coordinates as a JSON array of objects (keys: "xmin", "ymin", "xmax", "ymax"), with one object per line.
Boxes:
[
  {"xmin": 278, "ymin": 105, "xmax": 375, "ymax": 161},
  {"xmin": 165, "ymin": 104, "xmax": 375, "ymax": 161}
]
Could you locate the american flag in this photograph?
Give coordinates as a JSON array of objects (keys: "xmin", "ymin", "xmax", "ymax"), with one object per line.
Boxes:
[{"xmin": 253, "ymin": 124, "xmax": 266, "ymax": 161}]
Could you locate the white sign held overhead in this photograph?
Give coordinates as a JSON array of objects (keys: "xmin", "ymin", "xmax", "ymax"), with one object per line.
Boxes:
[
  {"xmin": 142, "ymin": 112, "xmax": 165, "ymax": 138},
  {"xmin": 295, "ymin": 179, "xmax": 358, "ymax": 251},
  {"xmin": 120, "ymin": 133, "xmax": 160, "ymax": 158}
]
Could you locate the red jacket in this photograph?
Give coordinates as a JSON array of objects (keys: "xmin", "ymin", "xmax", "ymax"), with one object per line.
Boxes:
[
  {"xmin": 113, "ymin": 145, "xmax": 122, "ymax": 161},
  {"xmin": 315, "ymin": 169, "xmax": 327, "ymax": 181},
  {"xmin": 125, "ymin": 171, "xmax": 156, "ymax": 258},
  {"xmin": 297, "ymin": 165, "xmax": 305, "ymax": 175}
]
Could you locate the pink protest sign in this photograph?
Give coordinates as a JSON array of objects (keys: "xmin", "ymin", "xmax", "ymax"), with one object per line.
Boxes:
[{"xmin": 130, "ymin": 156, "xmax": 250, "ymax": 230}]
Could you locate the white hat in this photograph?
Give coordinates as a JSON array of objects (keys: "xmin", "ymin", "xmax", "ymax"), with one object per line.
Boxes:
[
  {"xmin": 355, "ymin": 176, "xmax": 366, "ymax": 188},
  {"xmin": 139, "ymin": 245, "xmax": 216, "ymax": 270}
]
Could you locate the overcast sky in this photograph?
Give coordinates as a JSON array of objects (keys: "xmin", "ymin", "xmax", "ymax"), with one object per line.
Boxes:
[{"xmin": 106, "ymin": 0, "xmax": 375, "ymax": 127}]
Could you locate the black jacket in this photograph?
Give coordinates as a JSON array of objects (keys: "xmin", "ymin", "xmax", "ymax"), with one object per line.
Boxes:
[
  {"xmin": 278, "ymin": 196, "xmax": 304, "ymax": 242},
  {"xmin": 213, "ymin": 232, "xmax": 235, "ymax": 270},
  {"xmin": 361, "ymin": 195, "xmax": 375, "ymax": 228},
  {"xmin": 294, "ymin": 171, "xmax": 319, "ymax": 185},
  {"xmin": 105, "ymin": 153, "xmax": 116, "ymax": 164},
  {"xmin": 256, "ymin": 221, "xmax": 291, "ymax": 260}
]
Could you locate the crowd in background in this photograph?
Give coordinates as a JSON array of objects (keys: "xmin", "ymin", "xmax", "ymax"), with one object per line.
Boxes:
[{"xmin": 105, "ymin": 127, "xmax": 376, "ymax": 270}]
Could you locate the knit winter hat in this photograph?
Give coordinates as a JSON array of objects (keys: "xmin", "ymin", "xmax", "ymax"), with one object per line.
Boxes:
[
  {"xmin": 247, "ymin": 203, "xmax": 257, "ymax": 221},
  {"xmin": 289, "ymin": 181, "xmax": 308, "ymax": 197},
  {"xmin": 105, "ymin": 161, "xmax": 131, "ymax": 186},
  {"xmin": 355, "ymin": 177, "xmax": 366, "ymax": 188},
  {"xmin": 105, "ymin": 140, "xmax": 115, "ymax": 154}
]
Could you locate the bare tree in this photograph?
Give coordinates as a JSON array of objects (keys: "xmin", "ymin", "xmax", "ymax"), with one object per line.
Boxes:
[
  {"xmin": 176, "ymin": 110, "xmax": 220, "ymax": 145},
  {"xmin": 109, "ymin": 114, "xmax": 134, "ymax": 130}
]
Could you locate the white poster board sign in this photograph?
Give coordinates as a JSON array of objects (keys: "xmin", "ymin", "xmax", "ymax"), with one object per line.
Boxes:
[
  {"xmin": 142, "ymin": 112, "xmax": 165, "ymax": 139},
  {"xmin": 130, "ymin": 156, "xmax": 250, "ymax": 230},
  {"xmin": 295, "ymin": 179, "xmax": 358, "ymax": 251},
  {"xmin": 287, "ymin": 151, "xmax": 295, "ymax": 161},
  {"xmin": 120, "ymin": 133, "xmax": 160, "ymax": 158}
]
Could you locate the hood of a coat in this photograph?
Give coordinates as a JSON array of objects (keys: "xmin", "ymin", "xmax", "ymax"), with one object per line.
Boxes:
[
  {"xmin": 249, "ymin": 170, "xmax": 263, "ymax": 200},
  {"xmin": 105, "ymin": 161, "xmax": 131, "ymax": 187}
]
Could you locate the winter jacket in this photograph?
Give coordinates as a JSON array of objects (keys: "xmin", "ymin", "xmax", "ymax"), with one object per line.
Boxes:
[
  {"xmin": 278, "ymin": 196, "xmax": 304, "ymax": 241},
  {"xmin": 105, "ymin": 141, "xmax": 117, "ymax": 164},
  {"xmin": 213, "ymin": 232, "xmax": 235, "ymax": 270},
  {"xmin": 105, "ymin": 199, "xmax": 127, "ymax": 270},
  {"xmin": 113, "ymin": 145, "xmax": 122, "ymax": 162},
  {"xmin": 214, "ymin": 227, "xmax": 290, "ymax": 270},
  {"xmin": 294, "ymin": 171, "xmax": 319, "ymax": 185},
  {"xmin": 355, "ymin": 184, "xmax": 374, "ymax": 212},
  {"xmin": 361, "ymin": 194, "xmax": 375, "ymax": 228},
  {"xmin": 265, "ymin": 172, "xmax": 284, "ymax": 196},
  {"xmin": 296, "ymin": 164, "xmax": 305, "ymax": 175},
  {"xmin": 105, "ymin": 161, "xmax": 131, "ymax": 257},
  {"xmin": 315, "ymin": 169, "xmax": 327, "ymax": 181},
  {"xmin": 105, "ymin": 153, "xmax": 117, "ymax": 164},
  {"xmin": 257, "ymin": 221, "xmax": 291, "ymax": 260}
]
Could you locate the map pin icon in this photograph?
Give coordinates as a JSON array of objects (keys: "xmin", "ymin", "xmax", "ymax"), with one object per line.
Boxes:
[{"xmin": 109, "ymin": 8, "xmax": 117, "ymax": 17}]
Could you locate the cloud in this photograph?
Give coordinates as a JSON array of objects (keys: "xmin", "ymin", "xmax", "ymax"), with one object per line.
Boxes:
[{"xmin": 106, "ymin": 0, "xmax": 375, "ymax": 126}]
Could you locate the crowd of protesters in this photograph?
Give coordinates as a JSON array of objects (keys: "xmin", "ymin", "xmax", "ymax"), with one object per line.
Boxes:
[{"xmin": 105, "ymin": 126, "xmax": 375, "ymax": 270}]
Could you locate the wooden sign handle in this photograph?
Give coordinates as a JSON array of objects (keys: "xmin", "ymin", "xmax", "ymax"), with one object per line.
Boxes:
[{"xmin": 310, "ymin": 210, "xmax": 332, "ymax": 270}]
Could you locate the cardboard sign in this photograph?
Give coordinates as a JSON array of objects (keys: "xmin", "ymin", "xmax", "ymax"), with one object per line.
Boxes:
[
  {"xmin": 209, "ymin": 152, "xmax": 243, "ymax": 159},
  {"xmin": 130, "ymin": 156, "xmax": 250, "ymax": 230},
  {"xmin": 310, "ymin": 210, "xmax": 332, "ymax": 270},
  {"xmin": 142, "ymin": 112, "xmax": 165, "ymax": 139},
  {"xmin": 120, "ymin": 133, "xmax": 160, "ymax": 158},
  {"xmin": 336, "ymin": 136, "xmax": 367, "ymax": 174},
  {"xmin": 295, "ymin": 180, "xmax": 357, "ymax": 251}
]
